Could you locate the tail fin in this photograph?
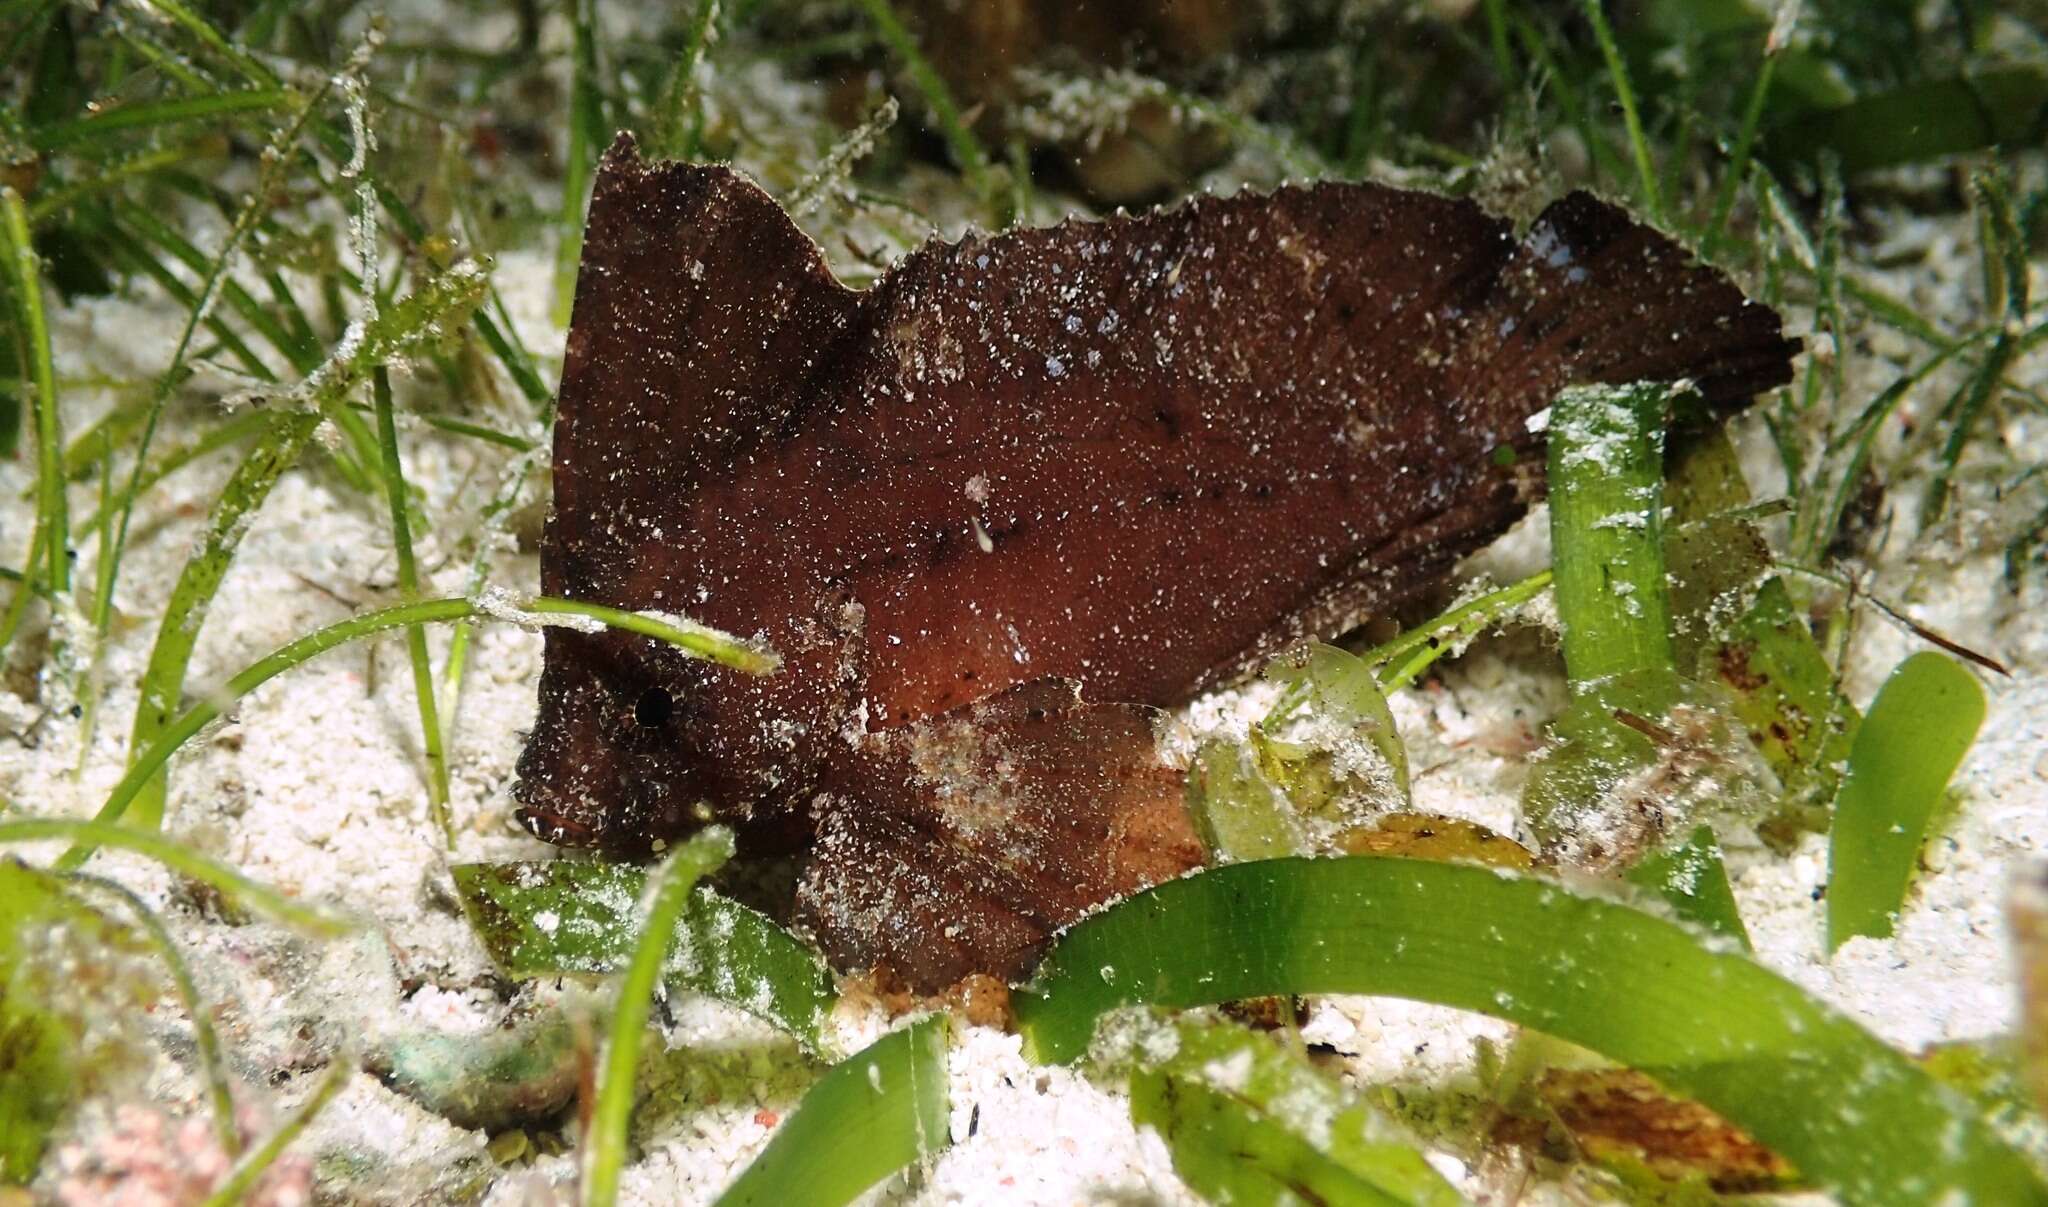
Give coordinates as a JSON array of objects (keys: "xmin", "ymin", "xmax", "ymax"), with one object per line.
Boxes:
[{"xmin": 1448, "ymin": 192, "xmax": 1799, "ymax": 448}]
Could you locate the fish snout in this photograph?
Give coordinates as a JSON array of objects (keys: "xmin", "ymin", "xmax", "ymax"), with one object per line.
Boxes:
[{"xmin": 510, "ymin": 771, "xmax": 611, "ymax": 849}]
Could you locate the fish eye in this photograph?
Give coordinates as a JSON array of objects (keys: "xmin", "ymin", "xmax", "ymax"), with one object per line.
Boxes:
[{"xmin": 634, "ymin": 686, "xmax": 673, "ymax": 729}]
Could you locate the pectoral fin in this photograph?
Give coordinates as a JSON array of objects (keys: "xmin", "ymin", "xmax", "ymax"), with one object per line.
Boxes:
[{"xmin": 794, "ymin": 679, "xmax": 1203, "ymax": 991}]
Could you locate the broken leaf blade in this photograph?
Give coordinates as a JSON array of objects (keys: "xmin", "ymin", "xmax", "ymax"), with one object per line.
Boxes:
[
  {"xmin": 1014, "ymin": 856, "xmax": 2046, "ymax": 1206},
  {"xmin": 0, "ymin": 861, "xmax": 144, "ymax": 1183},
  {"xmin": 1626, "ymin": 825, "xmax": 1750, "ymax": 949},
  {"xmin": 1186, "ymin": 738, "xmax": 1308, "ymax": 863},
  {"xmin": 1267, "ymin": 642, "xmax": 1411, "ymax": 805},
  {"xmin": 1705, "ymin": 576, "xmax": 1859, "ymax": 824},
  {"xmin": 1664, "ymin": 515, "xmax": 1772, "ymax": 672},
  {"xmin": 1765, "ymin": 68, "xmax": 2048, "ymax": 175},
  {"xmin": 1193, "ymin": 642, "xmax": 1417, "ymax": 864},
  {"xmin": 1826, "ymin": 652, "xmax": 1986, "ymax": 952},
  {"xmin": 451, "ymin": 859, "xmax": 834, "ymax": 1050},
  {"xmin": 371, "ymin": 1012, "xmax": 577, "ymax": 1133},
  {"xmin": 1132, "ymin": 1075, "xmax": 1444, "ymax": 1206},
  {"xmin": 2011, "ymin": 865, "xmax": 2048, "ymax": 1118},
  {"xmin": 1129, "ymin": 1017, "xmax": 1466, "ymax": 1207},
  {"xmin": 1535, "ymin": 1066, "xmax": 1794, "ymax": 1194},
  {"xmin": 1545, "ymin": 381, "xmax": 1677, "ymax": 688},
  {"xmin": 1522, "ymin": 670, "xmax": 1770, "ymax": 872},
  {"xmin": 586, "ymin": 829, "xmax": 736, "ymax": 1207},
  {"xmin": 714, "ymin": 1015, "xmax": 949, "ymax": 1207},
  {"xmin": 1337, "ymin": 813, "xmax": 1533, "ymax": 869}
]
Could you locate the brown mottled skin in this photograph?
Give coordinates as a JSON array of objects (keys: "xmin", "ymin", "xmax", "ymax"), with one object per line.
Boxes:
[{"xmin": 515, "ymin": 134, "xmax": 1796, "ymax": 991}]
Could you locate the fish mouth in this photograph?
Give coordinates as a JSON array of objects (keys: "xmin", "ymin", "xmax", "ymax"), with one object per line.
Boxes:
[
  {"xmin": 514, "ymin": 806, "xmax": 600, "ymax": 847},
  {"xmin": 512, "ymin": 768, "xmax": 789, "ymax": 855},
  {"xmin": 510, "ymin": 778, "xmax": 607, "ymax": 848},
  {"xmin": 511, "ymin": 776, "xmax": 700, "ymax": 855}
]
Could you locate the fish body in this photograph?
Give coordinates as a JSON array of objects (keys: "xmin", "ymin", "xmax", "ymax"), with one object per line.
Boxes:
[{"xmin": 515, "ymin": 136, "xmax": 1795, "ymax": 988}]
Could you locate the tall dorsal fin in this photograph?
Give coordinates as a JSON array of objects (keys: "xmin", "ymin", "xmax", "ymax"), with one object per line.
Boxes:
[{"xmin": 544, "ymin": 134, "xmax": 862, "ymax": 601}]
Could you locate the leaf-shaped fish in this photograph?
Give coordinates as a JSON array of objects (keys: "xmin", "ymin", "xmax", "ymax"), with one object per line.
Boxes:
[{"xmin": 515, "ymin": 135, "xmax": 1796, "ymax": 990}]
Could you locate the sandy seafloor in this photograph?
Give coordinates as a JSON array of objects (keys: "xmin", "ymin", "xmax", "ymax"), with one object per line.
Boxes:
[{"xmin": 4, "ymin": 32, "xmax": 2047, "ymax": 1207}]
